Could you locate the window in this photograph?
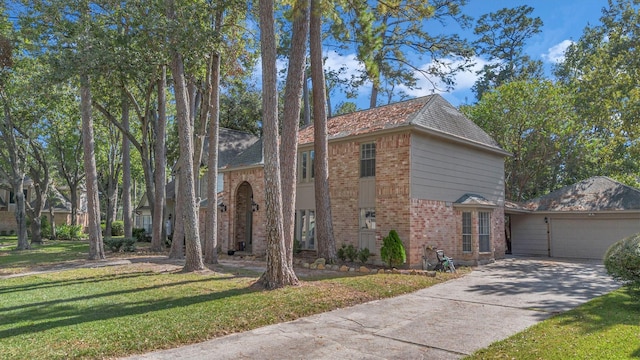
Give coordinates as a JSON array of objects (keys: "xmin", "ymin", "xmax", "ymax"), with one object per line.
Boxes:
[
  {"xmin": 142, "ymin": 215, "xmax": 152, "ymax": 235},
  {"xmin": 9, "ymin": 190, "xmax": 28, "ymax": 204},
  {"xmin": 359, "ymin": 208, "xmax": 376, "ymax": 229},
  {"xmin": 295, "ymin": 209, "xmax": 316, "ymax": 250},
  {"xmin": 298, "ymin": 150, "xmax": 315, "ymax": 182},
  {"xmin": 360, "ymin": 143, "xmax": 376, "ymax": 177},
  {"xmin": 479, "ymin": 212, "xmax": 491, "ymax": 252},
  {"xmin": 462, "ymin": 212, "xmax": 472, "ymax": 253}
]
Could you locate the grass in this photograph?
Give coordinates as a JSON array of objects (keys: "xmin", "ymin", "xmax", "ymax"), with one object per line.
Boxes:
[
  {"xmin": 0, "ymin": 238, "xmax": 90, "ymax": 274},
  {"xmin": 465, "ymin": 286, "xmax": 640, "ymax": 359},
  {"xmin": 0, "ymin": 242, "xmax": 462, "ymax": 359}
]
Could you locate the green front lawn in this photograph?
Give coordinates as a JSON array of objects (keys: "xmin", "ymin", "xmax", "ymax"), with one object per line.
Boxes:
[
  {"xmin": 0, "ymin": 239, "xmax": 90, "ymax": 274},
  {"xmin": 0, "ymin": 257, "xmax": 460, "ymax": 359},
  {"xmin": 466, "ymin": 287, "xmax": 640, "ymax": 359}
]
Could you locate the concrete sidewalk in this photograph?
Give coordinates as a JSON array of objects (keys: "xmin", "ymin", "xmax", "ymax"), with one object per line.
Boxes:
[{"xmin": 124, "ymin": 257, "xmax": 620, "ymax": 360}]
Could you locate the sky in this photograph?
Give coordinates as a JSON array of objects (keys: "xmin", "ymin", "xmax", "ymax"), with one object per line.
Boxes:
[{"xmin": 323, "ymin": 0, "xmax": 612, "ymax": 109}]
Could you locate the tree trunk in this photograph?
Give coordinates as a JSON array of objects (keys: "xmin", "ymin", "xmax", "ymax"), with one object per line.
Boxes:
[
  {"xmin": 205, "ymin": 49, "xmax": 221, "ymax": 264},
  {"xmin": 257, "ymin": 0, "xmax": 299, "ymax": 289},
  {"xmin": 310, "ymin": 0, "xmax": 336, "ymax": 262},
  {"xmin": 167, "ymin": 0, "xmax": 204, "ymax": 271},
  {"xmin": 122, "ymin": 91, "xmax": 133, "ymax": 238},
  {"xmin": 281, "ymin": 0, "xmax": 310, "ymax": 267},
  {"xmin": 168, "ymin": 176, "xmax": 185, "ymax": 259},
  {"xmin": 13, "ymin": 181, "xmax": 28, "ymax": 250},
  {"xmin": 151, "ymin": 66, "xmax": 167, "ymax": 252},
  {"xmin": 80, "ymin": 73, "xmax": 105, "ymax": 260}
]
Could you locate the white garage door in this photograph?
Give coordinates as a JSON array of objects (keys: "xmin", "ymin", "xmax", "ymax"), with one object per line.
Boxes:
[{"xmin": 551, "ymin": 218, "xmax": 640, "ymax": 259}]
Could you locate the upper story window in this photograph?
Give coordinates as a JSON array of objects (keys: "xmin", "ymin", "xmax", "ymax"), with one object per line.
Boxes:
[
  {"xmin": 298, "ymin": 150, "xmax": 314, "ymax": 182},
  {"xmin": 360, "ymin": 143, "xmax": 376, "ymax": 177}
]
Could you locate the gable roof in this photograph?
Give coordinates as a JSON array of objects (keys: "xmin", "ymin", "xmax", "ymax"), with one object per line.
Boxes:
[
  {"xmin": 223, "ymin": 138, "xmax": 264, "ymax": 169},
  {"xmin": 525, "ymin": 176, "xmax": 640, "ymax": 212},
  {"xmin": 297, "ymin": 94, "xmax": 505, "ymax": 154},
  {"xmin": 202, "ymin": 128, "xmax": 260, "ymax": 168},
  {"xmin": 454, "ymin": 193, "xmax": 497, "ymax": 207}
]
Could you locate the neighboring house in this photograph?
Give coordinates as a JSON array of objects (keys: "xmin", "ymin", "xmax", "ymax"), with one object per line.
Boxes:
[
  {"xmin": 215, "ymin": 95, "xmax": 510, "ymax": 267},
  {"xmin": 507, "ymin": 176, "xmax": 640, "ymax": 260},
  {"xmin": 135, "ymin": 128, "xmax": 260, "ymax": 233},
  {"xmin": 0, "ymin": 180, "xmax": 88, "ymax": 234}
]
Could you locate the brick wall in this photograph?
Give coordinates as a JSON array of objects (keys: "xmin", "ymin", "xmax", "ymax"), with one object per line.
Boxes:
[
  {"xmin": 223, "ymin": 167, "xmax": 266, "ymax": 255},
  {"xmin": 327, "ymin": 141, "xmax": 360, "ymax": 249},
  {"xmin": 375, "ymin": 133, "xmax": 411, "ymax": 263}
]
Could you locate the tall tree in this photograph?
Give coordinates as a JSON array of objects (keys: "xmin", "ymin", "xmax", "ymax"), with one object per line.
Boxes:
[
  {"xmin": 555, "ymin": 0, "xmax": 640, "ymax": 185},
  {"xmin": 121, "ymin": 93, "xmax": 133, "ymax": 238},
  {"xmin": 462, "ymin": 80, "xmax": 578, "ymax": 201},
  {"xmin": 257, "ymin": 0, "xmax": 299, "ymax": 289},
  {"xmin": 166, "ymin": 0, "xmax": 205, "ymax": 272},
  {"xmin": 151, "ymin": 66, "xmax": 167, "ymax": 252},
  {"xmin": 338, "ymin": 0, "xmax": 473, "ymax": 108},
  {"xmin": 310, "ymin": 0, "xmax": 336, "ymax": 261},
  {"xmin": 473, "ymin": 5, "xmax": 544, "ymax": 100},
  {"xmin": 280, "ymin": 0, "xmax": 311, "ymax": 267}
]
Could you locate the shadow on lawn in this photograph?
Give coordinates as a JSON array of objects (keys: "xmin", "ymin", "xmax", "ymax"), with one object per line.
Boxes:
[{"xmin": 0, "ymin": 272, "xmax": 258, "ymax": 339}]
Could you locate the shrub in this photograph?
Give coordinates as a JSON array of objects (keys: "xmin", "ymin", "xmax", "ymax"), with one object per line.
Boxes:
[
  {"xmin": 345, "ymin": 244, "xmax": 358, "ymax": 262},
  {"xmin": 293, "ymin": 239, "xmax": 302, "ymax": 254},
  {"xmin": 56, "ymin": 224, "xmax": 84, "ymax": 240},
  {"xmin": 381, "ymin": 230, "xmax": 406, "ymax": 268},
  {"xmin": 104, "ymin": 237, "xmax": 137, "ymax": 252},
  {"xmin": 133, "ymin": 228, "xmax": 147, "ymax": 242},
  {"xmin": 604, "ymin": 233, "xmax": 640, "ymax": 288},
  {"xmin": 40, "ymin": 216, "xmax": 52, "ymax": 239},
  {"xmin": 337, "ymin": 244, "xmax": 347, "ymax": 262},
  {"xmin": 111, "ymin": 221, "xmax": 125, "ymax": 236},
  {"xmin": 358, "ymin": 248, "xmax": 371, "ymax": 264}
]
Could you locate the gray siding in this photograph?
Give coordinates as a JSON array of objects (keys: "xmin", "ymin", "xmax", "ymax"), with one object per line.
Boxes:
[
  {"xmin": 510, "ymin": 214, "xmax": 548, "ymax": 256},
  {"xmin": 410, "ymin": 134, "xmax": 505, "ymax": 203}
]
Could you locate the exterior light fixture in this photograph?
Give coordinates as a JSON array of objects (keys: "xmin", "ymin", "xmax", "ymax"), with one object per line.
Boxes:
[
  {"xmin": 252, "ymin": 200, "xmax": 259, "ymax": 212},
  {"xmin": 218, "ymin": 202, "xmax": 227, "ymax": 212}
]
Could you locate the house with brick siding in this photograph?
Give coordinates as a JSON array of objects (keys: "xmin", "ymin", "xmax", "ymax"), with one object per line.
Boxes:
[
  {"xmin": 0, "ymin": 181, "xmax": 88, "ymax": 235},
  {"xmin": 212, "ymin": 94, "xmax": 509, "ymax": 267}
]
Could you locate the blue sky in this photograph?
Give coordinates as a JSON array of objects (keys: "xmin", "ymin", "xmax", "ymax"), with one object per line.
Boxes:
[{"xmin": 323, "ymin": 0, "xmax": 610, "ymax": 108}]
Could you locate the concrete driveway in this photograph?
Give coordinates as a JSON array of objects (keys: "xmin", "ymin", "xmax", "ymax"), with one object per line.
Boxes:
[{"xmin": 124, "ymin": 257, "xmax": 620, "ymax": 360}]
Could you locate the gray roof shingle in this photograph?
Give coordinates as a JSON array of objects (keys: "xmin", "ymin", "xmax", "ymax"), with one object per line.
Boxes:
[
  {"xmin": 297, "ymin": 94, "xmax": 504, "ymax": 153},
  {"xmin": 526, "ymin": 176, "xmax": 640, "ymax": 211}
]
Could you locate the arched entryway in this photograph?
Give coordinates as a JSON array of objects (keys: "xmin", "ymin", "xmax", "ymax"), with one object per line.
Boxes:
[{"xmin": 234, "ymin": 181, "xmax": 254, "ymax": 253}]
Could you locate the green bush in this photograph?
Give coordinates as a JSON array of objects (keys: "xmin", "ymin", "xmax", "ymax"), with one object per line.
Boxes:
[
  {"xmin": 293, "ymin": 239, "xmax": 302, "ymax": 254},
  {"xmin": 358, "ymin": 248, "xmax": 371, "ymax": 264},
  {"xmin": 111, "ymin": 221, "xmax": 124, "ymax": 236},
  {"xmin": 56, "ymin": 224, "xmax": 84, "ymax": 240},
  {"xmin": 337, "ymin": 244, "xmax": 347, "ymax": 262},
  {"xmin": 40, "ymin": 215, "xmax": 52, "ymax": 239},
  {"xmin": 604, "ymin": 233, "xmax": 640, "ymax": 288},
  {"xmin": 345, "ymin": 244, "xmax": 358, "ymax": 262},
  {"xmin": 104, "ymin": 237, "xmax": 137, "ymax": 252},
  {"xmin": 133, "ymin": 228, "xmax": 147, "ymax": 242},
  {"xmin": 381, "ymin": 230, "xmax": 406, "ymax": 268}
]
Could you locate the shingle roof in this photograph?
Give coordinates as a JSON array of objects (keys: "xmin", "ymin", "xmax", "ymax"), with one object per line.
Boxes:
[
  {"xmin": 454, "ymin": 193, "xmax": 497, "ymax": 207},
  {"xmin": 526, "ymin": 176, "xmax": 640, "ymax": 212},
  {"xmin": 297, "ymin": 94, "xmax": 503, "ymax": 152},
  {"xmin": 202, "ymin": 128, "xmax": 260, "ymax": 168},
  {"xmin": 223, "ymin": 138, "xmax": 264, "ymax": 169}
]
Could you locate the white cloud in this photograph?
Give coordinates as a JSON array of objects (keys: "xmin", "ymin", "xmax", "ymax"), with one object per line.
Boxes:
[
  {"xmin": 542, "ymin": 40, "xmax": 574, "ymax": 63},
  {"xmin": 398, "ymin": 56, "xmax": 495, "ymax": 98},
  {"xmin": 323, "ymin": 50, "xmax": 367, "ymax": 84}
]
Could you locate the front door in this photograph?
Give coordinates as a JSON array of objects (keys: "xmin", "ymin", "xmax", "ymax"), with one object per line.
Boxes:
[{"xmin": 234, "ymin": 181, "xmax": 253, "ymax": 253}]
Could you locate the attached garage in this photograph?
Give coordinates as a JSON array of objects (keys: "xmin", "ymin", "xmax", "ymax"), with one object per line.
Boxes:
[
  {"xmin": 549, "ymin": 216, "xmax": 640, "ymax": 259},
  {"xmin": 508, "ymin": 177, "xmax": 640, "ymax": 260}
]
